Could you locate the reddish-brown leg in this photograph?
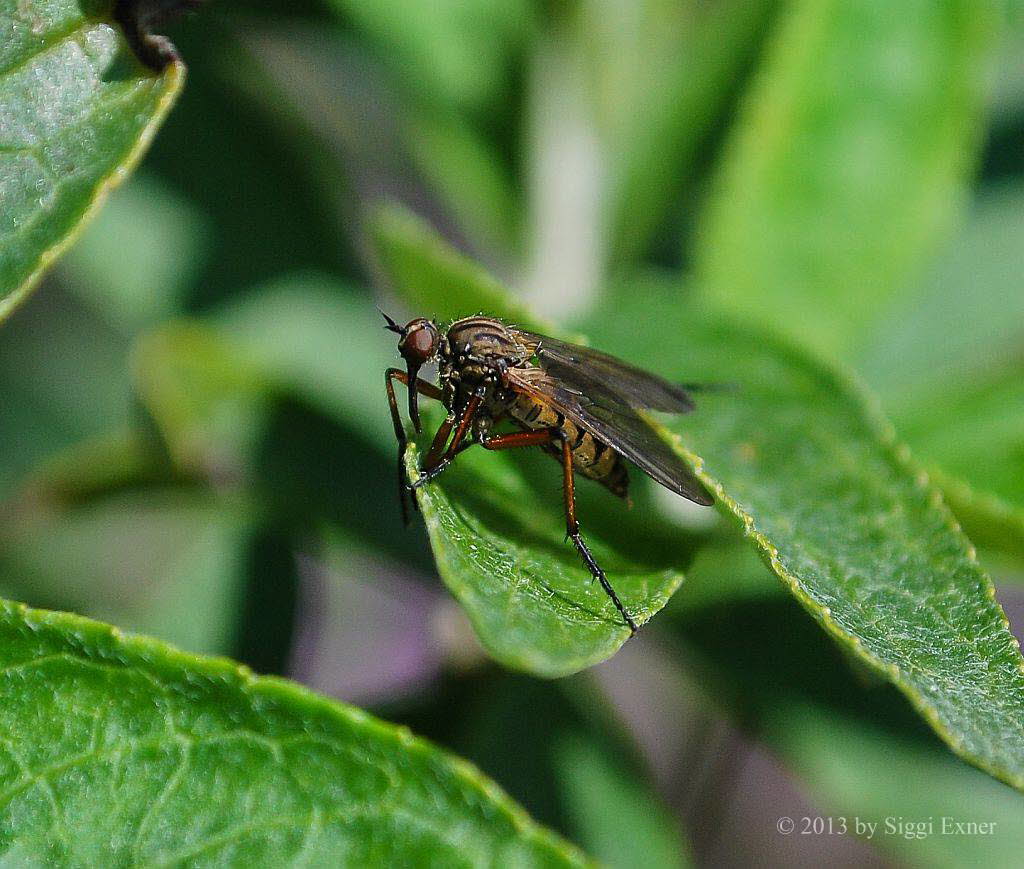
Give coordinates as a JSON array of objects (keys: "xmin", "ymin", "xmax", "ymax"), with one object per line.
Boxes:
[
  {"xmin": 385, "ymin": 368, "xmax": 444, "ymax": 523},
  {"xmin": 411, "ymin": 392, "xmax": 484, "ymax": 488},
  {"xmin": 472, "ymin": 428, "xmax": 638, "ymax": 635},
  {"xmin": 479, "ymin": 429, "xmax": 559, "ymax": 450},
  {"xmin": 424, "ymin": 416, "xmax": 456, "ymax": 469}
]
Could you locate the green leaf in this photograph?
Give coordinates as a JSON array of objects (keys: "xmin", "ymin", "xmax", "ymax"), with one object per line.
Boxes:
[
  {"xmin": 0, "ymin": 0, "xmax": 184, "ymax": 321},
  {"xmin": 897, "ymin": 366, "xmax": 1024, "ymax": 508},
  {"xmin": 880, "ymin": 357, "xmax": 1024, "ymax": 567},
  {"xmin": 405, "ymin": 443, "xmax": 689, "ymax": 677},
  {"xmin": 856, "ymin": 183, "xmax": 1024, "ymax": 415},
  {"xmin": 61, "ymin": 171, "xmax": 212, "ymax": 330},
  {"xmin": 370, "ymin": 206, "xmax": 540, "ymax": 327},
  {"xmin": 694, "ymin": 0, "xmax": 996, "ymax": 355},
  {"xmin": 324, "ymin": 0, "xmax": 533, "ymax": 113},
  {"xmin": 930, "ymin": 470, "xmax": 1024, "ymax": 566},
  {"xmin": 852, "ymin": 183, "xmax": 1024, "ymax": 564},
  {"xmin": 640, "ymin": 319, "xmax": 1024, "ymax": 792},
  {"xmin": 407, "ymin": 111, "xmax": 523, "ymax": 255},
  {"xmin": 131, "ymin": 322, "xmax": 267, "ymax": 475},
  {"xmin": 555, "ymin": 736, "xmax": 692, "ymax": 869},
  {"xmin": 215, "ymin": 275, "xmax": 399, "ymax": 446},
  {"xmin": 0, "ymin": 600, "xmax": 588, "ymax": 865},
  {"xmin": 577, "ymin": 0, "xmax": 775, "ymax": 264},
  {"xmin": 14, "ymin": 429, "xmax": 179, "ymax": 505},
  {"xmin": 0, "ymin": 279, "xmax": 136, "ymax": 497},
  {"xmin": 0, "ymin": 489, "xmax": 248, "ymax": 655},
  {"xmin": 371, "ymin": 210, "xmax": 1024, "ymax": 790}
]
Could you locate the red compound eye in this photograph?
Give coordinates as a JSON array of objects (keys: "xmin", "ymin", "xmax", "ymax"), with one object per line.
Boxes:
[{"xmin": 400, "ymin": 320, "xmax": 438, "ymax": 362}]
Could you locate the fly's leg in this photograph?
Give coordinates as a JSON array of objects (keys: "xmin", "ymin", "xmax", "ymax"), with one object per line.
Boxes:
[
  {"xmin": 385, "ymin": 368, "xmax": 444, "ymax": 524},
  {"xmin": 476, "ymin": 428, "xmax": 638, "ymax": 636},
  {"xmin": 559, "ymin": 437, "xmax": 638, "ymax": 636},
  {"xmin": 478, "ymin": 429, "xmax": 559, "ymax": 450},
  {"xmin": 422, "ymin": 394, "xmax": 503, "ymax": 470},
  {"xmin": 419, "ymin": 425, "xmax": 554, "ymax": 479},
  {"xmin": 424, "ymin": 415, "xmax": 456, "ymax": 469},
  {"xmin": 410, "ymin": 390, "xmax": 484, "ymax": 489}
]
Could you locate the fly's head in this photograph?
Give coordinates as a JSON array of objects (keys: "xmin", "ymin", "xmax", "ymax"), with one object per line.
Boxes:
[{"xmin": 382, "ymin": 312, "xmax": 440, "ymax": 432}]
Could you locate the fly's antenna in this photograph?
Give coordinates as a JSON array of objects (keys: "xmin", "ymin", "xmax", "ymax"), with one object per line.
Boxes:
[{"xmin": 378, "ymin": 308, "xmax": 405, "ymax": 335}]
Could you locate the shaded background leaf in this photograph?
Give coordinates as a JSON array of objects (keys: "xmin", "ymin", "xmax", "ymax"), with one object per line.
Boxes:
[
  {"xmin": 0, "ymin": 490, "xmax": 249, "ymax": 655},
  {"xmin": 555, "ymin": 735, "xmax": 692, "ymax": 869},
  {"xmin": 694, "ymin": 0, "xmax": 995, "ymax": 356}
]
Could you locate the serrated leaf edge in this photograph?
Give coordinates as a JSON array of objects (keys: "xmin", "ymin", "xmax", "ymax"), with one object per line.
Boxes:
[{"xmin": 652, "ymin": 328, "xmax": 1024, "ymax": 791}]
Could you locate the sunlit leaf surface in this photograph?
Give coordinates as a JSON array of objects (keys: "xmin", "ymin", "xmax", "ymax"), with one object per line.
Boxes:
[
  {"xmin": 373, "ymin": 208, "xmax": 1024, "ymax": 790},
  {"xmin": 0, "ymin": 601, "xmax": 588, "ymax": 865},
  {"xmin": 406, "ymin": 445, "xmax": 688, "ymax": 677},
  {"xmin": 0, "ymin": 0, "xmax": 182, "ymax": 320}
]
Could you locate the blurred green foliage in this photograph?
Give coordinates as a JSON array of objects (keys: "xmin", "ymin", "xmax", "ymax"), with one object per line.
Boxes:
[{"xmin": 2, "ymin": 0, "xmax": 1024, "ymax": 865}]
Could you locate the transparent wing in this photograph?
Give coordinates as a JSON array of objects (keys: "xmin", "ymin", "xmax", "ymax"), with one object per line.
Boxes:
[
  {"xmin": 506, "ymin": 368, "xmax": 713, "ymax": 505},
  {"xmin": 513, "ymin": 330, "xmax": 695, "ymax": 412}
]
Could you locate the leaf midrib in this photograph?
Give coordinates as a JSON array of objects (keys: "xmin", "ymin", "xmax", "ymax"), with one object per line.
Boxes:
[{"xmin": 0, "ymin": 18, "xmax": 90, "ymax": 80}]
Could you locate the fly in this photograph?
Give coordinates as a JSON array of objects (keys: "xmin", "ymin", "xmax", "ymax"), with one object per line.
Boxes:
[{"xmin": 383, "ymin": 313, "xmax": 714, "ymax": 635}]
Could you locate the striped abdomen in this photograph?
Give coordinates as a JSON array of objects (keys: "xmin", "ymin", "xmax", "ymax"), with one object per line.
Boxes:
[{"xmin": 508, "ymin": 392, "xmax": 629, "ymax": 499}]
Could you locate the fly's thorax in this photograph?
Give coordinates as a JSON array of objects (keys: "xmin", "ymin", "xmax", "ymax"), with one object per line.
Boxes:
[
  {"xmin": 439, "ymin": 317, "xmax": 531, "ymax": 408},
  {"xmin": 445, "ymin": 318, "xmax": 529, "ymax": 378}
]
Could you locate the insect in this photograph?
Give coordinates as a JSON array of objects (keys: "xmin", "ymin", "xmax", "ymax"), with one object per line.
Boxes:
[
  {"xmin": 113, "ymin": 0, "xmax": 205, "ymax": 70},
  {"xmin": 383, "ymin": 313, "xmax": 713, "ymax": 635}
]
